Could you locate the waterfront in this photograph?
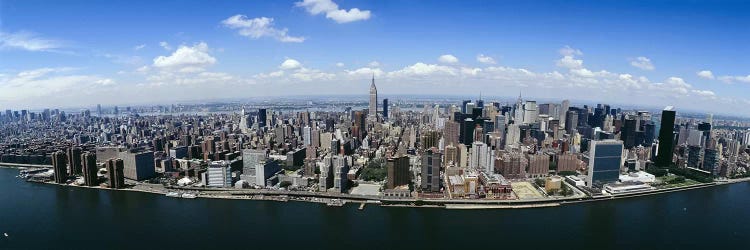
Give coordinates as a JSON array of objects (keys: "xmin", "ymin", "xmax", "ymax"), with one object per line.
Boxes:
[{"xmin": 1, "ymin": 168, "xmax": 749, "ymax": 249}]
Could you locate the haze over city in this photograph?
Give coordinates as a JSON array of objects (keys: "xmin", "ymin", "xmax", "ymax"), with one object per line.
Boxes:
[{"xmin": 1, "ymin": 0, "xmax": 749, "ymax": 115}]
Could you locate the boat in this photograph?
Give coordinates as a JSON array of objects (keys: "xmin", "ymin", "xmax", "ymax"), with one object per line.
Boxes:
[
  {"xmin": 4, "ymin": 233, "xmax": 8, "ymax": 237},
  {"xmin": 181, "ymin": 193, "xmax": 197, "ymax": 199},
  {"xmin": 165, "ymin": 192, "xmax": 181, "ymax": 197}
]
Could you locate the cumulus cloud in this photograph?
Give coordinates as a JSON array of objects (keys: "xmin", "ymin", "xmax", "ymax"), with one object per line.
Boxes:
[
  {"xmin": 556, "ymin": 55, "xmax": 583, "ymax": 69},
  {"xmin": 152, "ymin": 42, "xmax": 217, "ymax": 72},
  {"xmin": 221, "ymin": 15, "xmax": 305, "ymax": 43},
  {"xmin": 280, "ymin": 59, "xmax": 302, "ymax": 70},
  {"xmin": 295, "ymin": 0, "xmax": 372, "ymax": 23},
  {"xmin": 697, "ymin": 70, "xmax": 715, "ymax": 79},
  {"xmin": 345, "ymin": 67, "xmax": 384, "ymax": 78},
  {"xmin": 476, "ymin": 54, "xmax": 496, "ymax": 64},
  {"xmin": 629, "ymin": 56, "xmax": 655, "ymax": 71},
  {"xmin": 438, "ymin": 54, "xmax": 459, "ymax": 64},
  {"xmin": 335, "ymin": 62, "xmax": 345, "ymax": 67},
  {"xmin": 388, "ymin": 63, "xmax": 458, "ymax": 78},
  {"xmin": 133, "ymin": 44, "xmax": 146, "ymax": 51},
  {"xmin": 368, "ymin": 61, "xmax": 381, "ymax": 67},
  {"xmin": 0, "ymin": 30, "xmax": 65, "ymax": 52}
]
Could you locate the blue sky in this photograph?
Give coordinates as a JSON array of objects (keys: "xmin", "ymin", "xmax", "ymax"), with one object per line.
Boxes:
[{"xmin": 1, "ymin": 0, "xmax": 749, "ymax": 115}]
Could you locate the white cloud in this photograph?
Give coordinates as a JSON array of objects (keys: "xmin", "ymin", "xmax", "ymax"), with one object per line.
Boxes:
[
  {"xmin": 559, "ymin": 46, "xmax": 582, "ymax": 56},
  {"xmin": 718, "ymin": 75, "xmax": 750, "ymax": 84},
  {"xmin": 387, "ymin": 62, "xmax": 457, "ymax": 78},
  {"xmin": 221, "ymin": 15, "xmax": 305, "ymax": 43},
  {"xmin": 0, "ymin": 31, "xmax": 65, "ymax": 52},
  {"xmin": 295, "ymin": 0, "xmax": 372, "ymax": 23},
  {"xmin": 280, "ymin": 59, "xmax": 302, "ymax": 70},
  {"xmin": 133, "ymin": 44, "xmax": 146, "ymax": 51},
  {"xmin": 0, "ymin": 68, "xmax": 115, "ymax": 104},
  {"xmin": 556, "ymin": 55, "xmax": 583, "ymax": 69},
  {"xmin": 691, "ymin": 89, "xmax": 716, "ymax": 98},
  {"xmin": 152, "ymin": 42, "xmax": 217, "ymax": 72},
  {"xmin": 438, "ymin": 54, "xmax": 459, "ymax": 64},
  {"xmin": 159, "ymin": 41, "xmax": 172, "ymax": 50},
  {"xmin": 629, "ymin": 56, "xmax": 655, "ymax": 71},
  {"xmin": 697, "ymin": 70, "xmax": 715, "ymax": 79},
  {"xmin": 476, "ymin": 54, "xmax": 496, "ymax": 64},
  {"xmin": 335, "ymin": 62, "xmax": 345, "ymax": 67},
  {"xmin": 368, "ymin": 61, "xmax": 381, "ymax": 67},
  {"xmin": 345, "ymin": 67, "xmax": 384, "ymax": 78}
]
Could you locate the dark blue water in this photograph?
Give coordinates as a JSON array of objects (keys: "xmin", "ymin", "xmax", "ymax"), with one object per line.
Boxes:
[{"xmin": 1, "ymin": 167, "xmax": 748, "ymax": 249}]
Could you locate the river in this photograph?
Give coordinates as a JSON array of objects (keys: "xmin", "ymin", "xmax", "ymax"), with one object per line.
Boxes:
[{"xmin": 0, "ymin": 167, "xmax": 748, "ymax": 249}]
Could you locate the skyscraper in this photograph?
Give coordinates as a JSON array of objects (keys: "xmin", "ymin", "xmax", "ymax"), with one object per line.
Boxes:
[
  {"xmin": 587, "ymin": 140, "xmax": 623, "ymax": 187},
  {"xmin": 560, "ymin": 100, "xmax": 570, "ymax": 127},
  {"xmin": 67, "ymin": 147, "xmax": 82, "ymax": 175},
  {"xmin": 52, "ymin": 151, "xmax": 68, "ymax": 184},
  {"xmin": 421, "ymin": 148, "xmax": 442, "ymax": 192},
  {"xmin": 386, "ymin": 155, "xmax": 410, "ymax": 189},
  {"xmin": 656, "ymin": 106, "xmax": 676, "ymax": 167},
  {"xmin": 106, "ymin": 158, "xmax": 125, "ymax": 189},
  {"xmin": 81, "ymin": 152, "xmax": 98, "ymax": 186},
  {"xmin": 382, "ymin": 98, "xmax": 389, "ymax": 121},
  {"xmin": 369, "ymin": 75, "xmax": 378, "ymax": 121}
]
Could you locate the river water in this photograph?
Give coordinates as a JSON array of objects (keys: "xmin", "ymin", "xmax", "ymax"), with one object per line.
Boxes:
[{"xmin": 0, "ymin": 167, "xmax": 748, "ymax": 249}]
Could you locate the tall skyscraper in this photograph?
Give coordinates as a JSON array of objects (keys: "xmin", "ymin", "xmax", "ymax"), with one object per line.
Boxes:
[
  {"xmin": 421, "ymin": 148, "xmax": 442, "ymax": 192},
  {"xmin": 560, "ymin": 100, "xmax": 570, "ymax": 127},
  {"xmin": 386, "ymin": 155, "xmax": 410, "ymax": 189},
  {"xmin": 369, "ymin": 75, "xmax": 378, "ymax": 121},
  {"xmin": 587, "ymin": 140, "xmax": 623, "ymax": 187},
  {"xmin": 106, "ymin": 158, "xmax": 125, "ymax": 189},
  {"xmin": 565, "ymin": 110, "xmax": 578, "ymax": 135},
  {"xmin": 258, "ymin": 108, "xmax": 267, "ymax": 128},
  {"xmin": 52, "ymin": 151, "xmax": 68, "ymax": 184},
  {"xmin": 382, "ymin": 98, "xmax": 389, "ymax": 121},
  {"xmin": 656, "ymin": 106, "xmax": 676, "ymax": 167},
  {"xmin": 81, "ymin": 152, "xmax": 98, "ymax": 186},
  {"xmin": 66, "ymin": 147, "xmax": 82, "ymax": 175}
]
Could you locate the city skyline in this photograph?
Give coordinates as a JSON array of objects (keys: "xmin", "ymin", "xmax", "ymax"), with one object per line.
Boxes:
[{"xmin": 2, "ymin": 0, "xmax": 750, "ymax": 115}]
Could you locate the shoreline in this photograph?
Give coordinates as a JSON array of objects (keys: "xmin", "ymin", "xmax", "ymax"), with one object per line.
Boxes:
[{"xmin": 7, "ymin": 168, "xmax": 748, "ymax": 210}]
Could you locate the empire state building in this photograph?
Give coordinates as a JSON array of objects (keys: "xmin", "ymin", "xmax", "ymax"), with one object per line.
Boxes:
[{"xmin": 369, "ymin": 74, "xmax": 377, "ymax": 121}]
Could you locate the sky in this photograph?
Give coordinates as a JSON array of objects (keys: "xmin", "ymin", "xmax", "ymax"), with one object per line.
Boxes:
[{"xmin": 1, "ymin": 0, "xmax": 749, "ymax": 115}]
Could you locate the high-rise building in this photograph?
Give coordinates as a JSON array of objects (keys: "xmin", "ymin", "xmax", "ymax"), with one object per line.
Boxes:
[
  {"xmin": 443, "ymin": 120, "xmax": 460, "ymax": 147},
  {"xmin": 66, "ymin": 147, "xmax": 82, "ymax": 175},
  {"xmin": 106, "ymin": 158, "xmax": 125, "ymax": 189},
  {"xmin": 369, "ymin": 75, "xmax": 378, "ymax": 121},
  {"xmin": 565, "ymin": 110, "xmax": 578, "ymax": 135},
  {"xmin": 527, "ymin": 154, "xmax": 550, "ymax": 177},
  {"xmin": 383, "ymin": 98, "xmax": 389, "ymax": 121},
  {"xmin": 560, "ymin": 100, "xmax": 570, "ymax": 127},
  {"xmin": 207, "ymin": 161, "xmax": 232, "ymax": 188},
  {"xmin": 119, "ymin": 151, "xmax": 155, "ymax": 181},
  {"xmin": 421, "ymin": 148, "xmax": 442, "ymax": 192},
  {"xmin": 332, "ymin": 155, "xmax": 350, "ymax": 193},
  {"xmin": 81, "ymin": 152, "xmax": 98, "ymax": 186},
  {"xmin": 52, "ymin": 151, "xmax": 68, "ymax": 184},
  {"xmin": 386, "ymin": 155, "xmax": 410, "ymax": 189},
  {"xmin": 656, "ymin": 106, "xmax": 676, "ymax": 167},
  {"xmin": 587, "ymin": 140, "xmax": 623, "ymax": 187},
  {"xmin": 258, "ymin": 108, "xmax": 267, "ymax": 128}
]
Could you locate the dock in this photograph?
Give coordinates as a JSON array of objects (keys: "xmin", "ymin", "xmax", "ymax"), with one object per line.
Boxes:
[{"xmin": 358, "ymin": 203, "xmax": 366, "ymax": 210}]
